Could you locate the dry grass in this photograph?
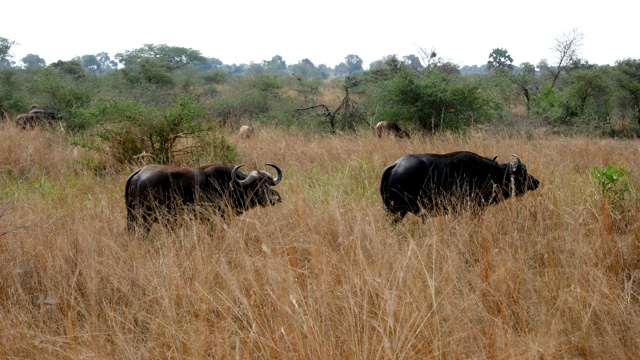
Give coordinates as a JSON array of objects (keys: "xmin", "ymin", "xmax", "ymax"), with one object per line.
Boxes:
[{"xmin": 2, "ymin": 122, "xmax": 640, "ymax": 359}]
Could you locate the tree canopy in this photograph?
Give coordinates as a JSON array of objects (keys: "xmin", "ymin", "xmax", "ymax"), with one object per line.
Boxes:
[{"xmin": 115, "ymin": 44, "xmax": 207, "ymax": 70}]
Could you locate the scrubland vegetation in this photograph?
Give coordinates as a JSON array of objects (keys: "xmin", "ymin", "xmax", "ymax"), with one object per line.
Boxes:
[
  {"xmin": 2, "ymin": 122, "xmax": 640, "ymax": 359},
  {"xmin": 3, "ymin": 34, "xmax": 640, "ymax": 358}
]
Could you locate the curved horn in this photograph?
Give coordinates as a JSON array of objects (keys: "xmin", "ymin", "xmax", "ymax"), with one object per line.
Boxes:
[
  {"xmin": 492, "ymin": 155, "xmax": 498, "ymax": 162},
  {"xmin": 265, "ymin": 163, "xmax": 282, "ymax": 185},
  {"xmin": 231, "ymin": 164, "xmax": 253, "ymax": 185},
  {"xmin": 510, "ymin": 154, "xmax": 522, "ymax": 172}
]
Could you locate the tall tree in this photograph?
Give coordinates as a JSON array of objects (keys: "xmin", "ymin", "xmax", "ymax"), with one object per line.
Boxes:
[
  {"xmin": 335, "ymin": 55, "xmax": 363, "ymax": 75},
  {"xmin": 0, "ymin": 37, "xmax": 17, "ymax": 68},
  {"xmin": 198, "ymin": 57, "xmax": 223, "ymax": 71},
  {"xmin": 510, "ymin": 62, "xmax": 538, "ymax": 115},
  {"xmin": 21, "ymin": 54, "xmax": 46, "ymax": 68},
  {"xmin": 403, "ymin": 54, "xmax": 423, "ymax": 70},
  {"xmin": 263, "ymin": 55, "xmax": 287, "ymax": 72},
  {"xmin": 487, "ymin": 48, "xmax": 514, "ymax": 71},
  {"xmin": 115, "ymin": 44, "xmax": 206, "ymax": 70},
  {"xmin": 73, "ymin": 53, "xmax": 117, "ymax": 74},
  {"xmin": 550, "ymin": 28, "xmax": 584, "ymax": 89},
  {"xmin": 615, "ymin": 58, "xmax": 640, "ymax": 125}
]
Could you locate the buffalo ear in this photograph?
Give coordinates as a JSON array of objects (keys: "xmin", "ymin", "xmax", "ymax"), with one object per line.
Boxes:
[{"xmin": 510, "ymin": 154, "xmax": 522, "ymax": 172}]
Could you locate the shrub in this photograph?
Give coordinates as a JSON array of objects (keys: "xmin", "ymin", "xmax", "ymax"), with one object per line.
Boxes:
[
  {"xmin": 78, "ymin": 95, "xmax": 230, "ymax": 165},
  {"xmin": 590, "ymin": 164, "xmax": 632, "ymax": 230}
]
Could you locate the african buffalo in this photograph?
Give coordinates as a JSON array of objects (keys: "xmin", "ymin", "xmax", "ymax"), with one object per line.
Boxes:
[
  {"xmin": 16, "ymin": 113, "xmax": 46, "ymax": 129},
  {"xmin": 376, "ymin": 121, "xmax": 410, "ymax": 138},
  {"xmin": 380, "ymin": 151, "xmax": 539, "ymax": 223},
  {"xmin": 15, "ymin": 109, "xmax": 61, "ymax": 130},
  {"xmin": 239, "ymin": 125, "xmax": 254, "ymax": 139},
  {"xmin": 125, "ymin": 163, "xmax": 283, "ymax": 233},
  {"xmin": 29, "ymin": 108, "xmax": 62, "ymax": 121}
]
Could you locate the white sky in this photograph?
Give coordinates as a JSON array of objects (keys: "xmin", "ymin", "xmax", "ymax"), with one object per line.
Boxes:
[{"xmin": 3, "ymin": 1, "xmax": 638, "ymax": 69}]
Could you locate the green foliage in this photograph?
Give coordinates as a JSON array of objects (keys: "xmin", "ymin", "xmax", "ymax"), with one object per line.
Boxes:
[
  {"xmin": 0, "ymin": 68, "xmax": 29, "ymax": 114},
  {"xmin": 363, "ymin": 68, "xmax": 490, "ymax": 133},
  {"xmin": 487, "ymin": 48, "xmax": 514, "ymax": 71},
  {"xmin": 335, "ymin": 55, "xmax": 364, "ymax": 75},
  {"xmin": 614, "ymin": 58, "xmax": 640, "ymax": 125},
  {"xmin": 191, "ymin": 134, "xmax": 238, "ymax": 166},
  {"xmin": 590, "ymin": 165, "xmax": 632, "ymax": 229},
  {"xmin": 120, "ymin": 58, "xmax": 176, "ymax": 88},
  {"xmin": 48, "ymin": 60, "xmax": 87, "ymax": 80},
  {"xmin": 21, "ymin": 54, "xmax": 46, "ymax": 68},
  {"xmin": 201, "ymin": 70, "xmax": 228, "ymax": 85},
  {"xmin": 263, "ymin": 55, "xmax": 287, "ymax": 73},
  {"xmin": 79, "ymin": 95, "xmax": 220, "ymax": 165},
  {"xmin": 591, "ymin": 165, "xmax": 630, "ymax": 209},
  {"xmin": 0, "ymin": 37, "xmax": 17, "ymax": 68},
  {"xmin": 289, "ymin": 59, "xmax": 329, "ymax": 80},
  {"xmin": 591, "ymin": 165, "xmax": 629, "ymax": 198},
  {"xmin": 29, "ymin": 67, "xmax": 95, "ymax": 127},
  {"xmin": 532, "ymin": 67, "xmax": 616, "ymax": 134},
  {"xmin": 210, "ymin": 74, "xmax": 284, "ymax": 126},
  {"xmin": 73, "ymin": 52, "xmax": 118, "ymax": 74},
  {"xmin": 115, "ymin": 44, "xmax": 207, "ymax": 70}
]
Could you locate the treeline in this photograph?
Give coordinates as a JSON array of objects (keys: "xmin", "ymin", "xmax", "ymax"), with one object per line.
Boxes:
[{"xmin": 1, "ymin": 39, "xmax": 640, "ymax": 166}]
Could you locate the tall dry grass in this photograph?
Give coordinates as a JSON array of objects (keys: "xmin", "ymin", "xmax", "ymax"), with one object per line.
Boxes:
[{"xmin": 2, "ymin": 122, "xmax": 640, "ymax": 358}]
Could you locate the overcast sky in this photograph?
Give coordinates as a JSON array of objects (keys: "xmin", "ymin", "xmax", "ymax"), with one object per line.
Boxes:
[{"xmin": 3, "ymin": 1, "xmax": 638, "ymax": 69}]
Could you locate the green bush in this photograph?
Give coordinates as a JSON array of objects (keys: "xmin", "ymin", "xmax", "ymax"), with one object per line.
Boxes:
[
  {"xmin": 78, "ymin": 95, "xmax": 230, "ymax": 165},
  {"xmin": 590, "ymin": 164, "xmax": 632, "ymax": 231},
  {"xmin": 361, "ymin": 68, "xmax": 490, "ymax": 134}
]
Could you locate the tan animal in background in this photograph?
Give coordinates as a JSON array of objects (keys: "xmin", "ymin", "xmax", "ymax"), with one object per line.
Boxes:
[
  {"xmin": 239, "ymin": 125, "xmax": 254, "ymax": 139},
  {"xmin": 375, "ymin": 121, "xmax": 410, "ymax": 138}
]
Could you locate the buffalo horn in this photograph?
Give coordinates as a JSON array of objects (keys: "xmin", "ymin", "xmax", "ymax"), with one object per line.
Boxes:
[
  {"xmin": 510, "ymin": 154, "xmax": 522, "ymax": 172},
  {"xmin": 231, "ymin": 164, "xmax": 251, "ymax": 185},
  {"xmin": 265, "ymin": 163, "xmax": 282, "ymax": 185}
]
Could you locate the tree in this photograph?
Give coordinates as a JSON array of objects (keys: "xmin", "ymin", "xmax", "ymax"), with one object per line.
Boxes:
[
  {"xmin": 0, "ymin": 37, "xmax": 17, "ymax": 68},
  {"xmin": 433, "ymin": 62, "xmax": 461, "ymax": 76},
  {"xmin": 417, "ymin": 47, "xmax": 438, "ymax": 69},
  {"xmin": 48, "ymin": 60, "xmax": 87, "ymax": 79},
  {"xmin": 198, "ymin": 57, "xmax": 223, "ymax": 71},
  {"xmin": 403, "ymin": 54, "xmax": 423, "ymax": 70},
  {"xmin": 115, "ymin": 44, "xmax": 207, "ymax": 70},
  {"xmin": 74, "ymin": 52, "xmax": 118, "ymax": 74},
  {"xmin": 510, "ymin": 62, "xmax": 539, "ymax": 115},
  {"xmin": 289, "ymin": 58, "xmax": 323, "ymax": 79},
  {"xmin": 549, "ymin": 28, "xmax": 584, "ymax": 89},
  {"xmin": 335, "ymin": 55, "xmax": 363, "ymax": 75},
  {"xmin": 21, "ymin": 54, "xmax": 46, "ymax": 68},
  {"xmin": 487, "ymin": 48, "xmax": 514, "ymax": 71},
  {"xmin": 263, "ymin": 55, "xmax": 287, "ymax": 73},
  {"xmin": 615, "ymin": 58, "xmax": 640, "ymax": 125}
]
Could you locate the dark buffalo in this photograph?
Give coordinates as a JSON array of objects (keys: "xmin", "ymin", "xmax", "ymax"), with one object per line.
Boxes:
[
  {"xmin": 15, "ymin": 109, "xmax": 62, "ymax": 130},
  {"xmin": 380, "ymin": 151, "xmax": 539, "ymax": 223},
  {"xmin": 15, "ymin": 113, "xmax": 45, "ymax": 129},
  {"xmin": 125, "ymin": 163, "xmax": 283, "ymax": 233},
  {"xmin": 376, "ymin": 121, "xmax": 410, "ymax": 138},
  {"xmin": 29, "ymin": 108, "xmax": 62, "ymax": 121}
]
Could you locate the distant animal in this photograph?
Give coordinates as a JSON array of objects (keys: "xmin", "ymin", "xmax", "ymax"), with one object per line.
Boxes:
[
  {"xmin": 375, "ymin": 121, "xmax": 410, "ymax": 138},
  {"xmin": 15, "ymin": 109, "xmax": 61, "ymax": 130},
  {"xmin": 380, "ymin": 151, "xmax": 539, "ymax": 223},
  {"xmin": 0, "ymin": 110, "xmax": 8, "ymax": 123},
  {"xmin": 16, "ymin": 113, "xmax": 48, "ymax": 129},
  {"xmin": 29, "ymin": 108, "xmax": 62, "ymax": 121},
  {"xmin": 239, "ymin": 125, "xmax": 254, "ymax": 139},
  {"xmin": 125, "ymin": 163, "xmax": 283, "ymax": 233}
]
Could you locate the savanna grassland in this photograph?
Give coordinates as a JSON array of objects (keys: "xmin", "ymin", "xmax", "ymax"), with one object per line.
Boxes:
[{"xmin": 2, "ymin": 122, "xmax": 640, "ymax": 359}]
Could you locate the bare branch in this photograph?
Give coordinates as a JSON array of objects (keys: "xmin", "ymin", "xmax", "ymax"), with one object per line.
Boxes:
[{"xmin": 550, "ymin": 28, "xmax": 584, "ymax": 88}]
